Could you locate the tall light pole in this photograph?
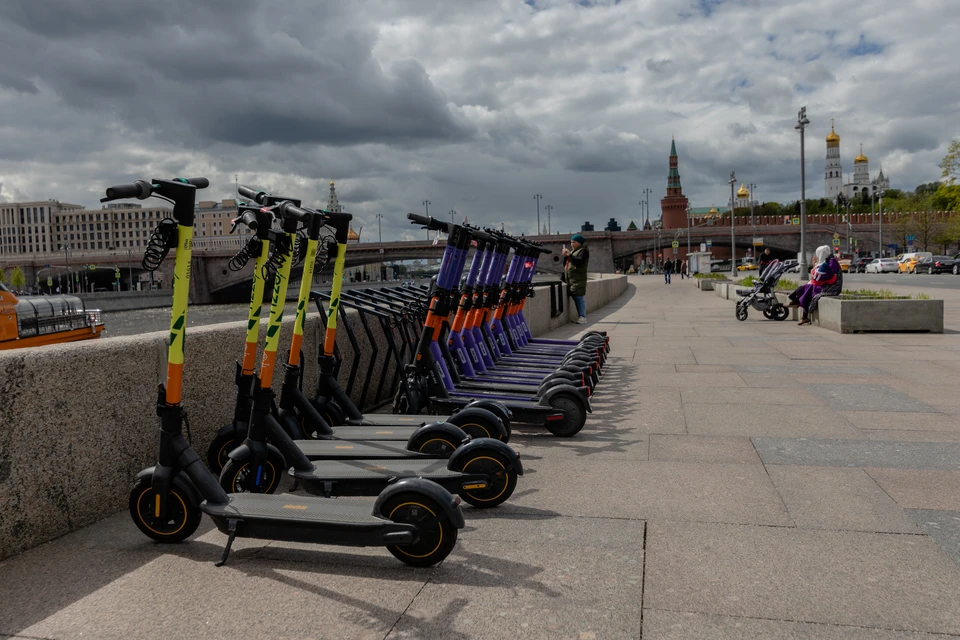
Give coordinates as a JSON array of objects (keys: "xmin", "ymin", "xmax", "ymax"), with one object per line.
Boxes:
[
  {"xmin": 544, "ymin": 204, "xmax": 553, "ymax": 234},
  {"xmin": 729, "ymin": 172, "xmax": 737, "ymax": 278},
  {"xmin": 878, "ymin": 189, "xmax": 885, "ymax": 257},
  {"xmin": 533, "ymin": 194, "xmax": 543, "ymax": 235},
  {"xmin": 449, "ymin": 209, "xmax": 457, "ymax": 224},
  {"xmin": 795, "ymin": 106, "xmax": 810, "ymax": 279},
  {"xmin": 686, "ymin": 205, "xmax": 691, "ymax": 257},
  {"xmin": 642, "ymin": 188, "xmax": 652, "ymax": 227},
  {"xmin": 63, "ymin": 243, "xmax": 72, "ymax": 294},
  {"xmin": 375, "ymin": 213, "xmax": 384, "ymax": 243},
  {"xmin": 749, "ymin": 183, "xmax": 757, "ymax": 230},
  {"xmin": 127, "ymin": 247, "xmax": 133, "ymax": 292},
  {"xmin": 422, "ymin": 200, "xmax": 431, "ymax": 240}
]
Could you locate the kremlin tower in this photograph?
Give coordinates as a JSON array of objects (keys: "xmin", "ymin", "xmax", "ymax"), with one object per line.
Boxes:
[{"xmin": 660, "ymin": 138, "xmax": 689, "ymax": 230}]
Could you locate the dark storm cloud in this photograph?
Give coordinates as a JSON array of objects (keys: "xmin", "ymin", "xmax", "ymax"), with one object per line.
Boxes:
[{"xmin": 1, "ymin": 0, "xmax": 472, "ymax": 148}]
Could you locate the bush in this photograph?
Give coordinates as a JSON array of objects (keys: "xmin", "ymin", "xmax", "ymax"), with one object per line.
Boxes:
[
  {"xmin": 694, "ymin": 273, "xmax": 726, "ymax": 280},
  {"xmin": 839, "ymin": 288, "xmax": 929, "ymax": 300},
  {"xmin": 738, "ymin": 276, "xmax": 797, "ymax": 291}
]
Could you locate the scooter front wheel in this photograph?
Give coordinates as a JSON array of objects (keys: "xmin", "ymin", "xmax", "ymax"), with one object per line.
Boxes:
[
  {"xmin": 129, "ymin": 477, "xmax": 201, "ymax": 543},
  {"xmin": 220, "ymin": 450, "xmax": 285, "ymax": 495},
  {"xmin": 381, "ymin": 493, "xmax": 458, "ymax": 567},
  {"xmin": 455, "ymin": 451, "xmax": 518, "ymax": 508},
  {"xmin": 546, "ymin": 392, "xmax": 587, "ymax": 437}
]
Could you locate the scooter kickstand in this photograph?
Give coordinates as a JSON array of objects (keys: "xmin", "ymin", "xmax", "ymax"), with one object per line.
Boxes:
[{"xmin": 215, "ymin": 519, "xmax": 239, "ymax": 567}]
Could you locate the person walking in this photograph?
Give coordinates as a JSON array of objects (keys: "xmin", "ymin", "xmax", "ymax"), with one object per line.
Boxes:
[
  {"xmin": 758, "ymin": 248, "xmax": 773, "ymax": 273},
  {"xmin": 563, "ymin": 233, "xmax": 590, "ymax": 324},
  {"xmin": 679, "ymin": 260, "xmax": 688, "ymax": 280},
  {"xmin": 662, "ymin": 257, "xmax": 674, "ymax": 284}
]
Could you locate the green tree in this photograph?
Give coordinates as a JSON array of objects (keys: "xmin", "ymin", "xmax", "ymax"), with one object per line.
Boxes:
[
  {"xmin": 932, "ymin": 184, "xmax": 960, "ymax": 211},
  {"xmin": 940, "ymin": 139, "xmax": 960, "ymax": 184},
  {"xmin": 10, "ymin": 266, "xmax": 26, "ymax": 291}
]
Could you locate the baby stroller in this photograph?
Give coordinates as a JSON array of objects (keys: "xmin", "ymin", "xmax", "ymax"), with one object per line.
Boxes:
[{"xmin": 735, "ymin": 260, "xmax": 791, "ymax": 321}]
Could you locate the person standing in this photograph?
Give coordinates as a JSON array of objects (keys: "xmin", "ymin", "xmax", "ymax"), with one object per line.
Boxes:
[
  {"xmin": 758, "ymin": 248, "xmax": 773, "ymax": 273},
  {"xmin": 662, "ymin": 257, "xmax": 673, "ymax": 284},
  {"xmin": 563, "ymin": 233, "xmax": 590, "ymax": 324}
]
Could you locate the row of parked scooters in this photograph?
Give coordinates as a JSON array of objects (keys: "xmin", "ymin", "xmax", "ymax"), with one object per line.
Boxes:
[{"xmin": 112, "ymin": 177, "xmax": 610, "ymax": 567}]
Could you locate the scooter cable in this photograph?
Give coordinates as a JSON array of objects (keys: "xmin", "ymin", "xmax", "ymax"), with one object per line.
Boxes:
[{"xmin": 142, "ymin": 217, "xmax": 179, "ymax": 271}]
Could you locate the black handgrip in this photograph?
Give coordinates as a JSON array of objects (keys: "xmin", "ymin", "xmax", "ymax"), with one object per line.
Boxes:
[
  {"xmin": 323, "ymin": 210, "xmax": 353, "ymax": 223},
  {"xmin": 463, "ymin": 225, "xmax": 493, "ymax": 242},
  {"xmin": 102, "ymin": 179, "xmax": 152, "ymax": 202},
  {"xmin": 408, "ymin": 213, "xmax": 431, "ymax": 225},
  {"xmin": 406, "ymin": 212, "xmax": 448, "ymax": 231},
  {"xmin": 184, "ymin": 177, "xmax": 209, "ymax": 188},
  {"xmin": 231, "ymin": 210, "xmax": 259, "ymax": 233},
  {"xmin": 237, "ymin": 185, "xmax": 263, "ymax": 202},
  {"xmin": 275, "ymin": 201, "xmax": 310, "ymax": 222}
]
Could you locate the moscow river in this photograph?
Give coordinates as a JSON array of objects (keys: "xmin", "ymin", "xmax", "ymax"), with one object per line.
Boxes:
[{"xmin": 102, "ymin": 302, "xmax": 301, "ymax": 338}]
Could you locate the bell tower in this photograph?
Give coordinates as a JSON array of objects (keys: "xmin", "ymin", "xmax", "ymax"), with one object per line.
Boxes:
[{"xmin": 824, "ymin": 120, "xmax": 842, "ymax": 200}]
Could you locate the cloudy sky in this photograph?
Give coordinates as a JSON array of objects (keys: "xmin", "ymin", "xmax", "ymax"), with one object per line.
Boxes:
[{"xmin": 0, "ymin": 0, "xmax": 955, "ymax": 240}]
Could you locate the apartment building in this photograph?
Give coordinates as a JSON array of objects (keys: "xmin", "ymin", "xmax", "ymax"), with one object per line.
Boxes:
[{"xmin": 0, "ymin": 198, "xmax": 245, "ymax": 258}]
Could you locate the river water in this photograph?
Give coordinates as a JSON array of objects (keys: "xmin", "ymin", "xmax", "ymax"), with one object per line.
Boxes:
[{"xmin": 102, "ymin": 302, "xmax": 300, "ymax": 338}]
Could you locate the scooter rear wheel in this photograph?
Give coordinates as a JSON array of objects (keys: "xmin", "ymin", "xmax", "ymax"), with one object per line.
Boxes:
[
  {"xmin": 456, "ymin": 451, "xmax": 518, "ymax": 508},
  {"xmin": 381, "ymin": 493, "xmax": 458, "ymax": 567},
  {"xmin": 129, "ymin": 477, "xmax": 201, "ymax": 543},
  {"xmin": 207, "ymin": 429, "xmax": 243, "ymax": 474},
  {"xmin": 220, "ymin": 449, "xmax": 285, "ymax": 495},
  {"xmin": 408, "ymin": 431, "xmax": 459, "ymax": 457}
]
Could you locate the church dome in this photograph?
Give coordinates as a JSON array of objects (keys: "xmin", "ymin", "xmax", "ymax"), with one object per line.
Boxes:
[
  {"xmin": 854, "ymin": 144, "xmax": 868, "ymax": 164},
  {"xmin": 708, "ymin": 207, "xmax": 718, "ymax": 216},
  {"xmin": 737, "ymin": 183, "xmax": 750, "ymax": 198},
  {"xmin": 346, "ymin": 226, "xmax": 360, "ymax": 241}
]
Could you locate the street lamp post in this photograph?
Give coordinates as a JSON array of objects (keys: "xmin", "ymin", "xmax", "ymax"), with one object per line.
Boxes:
[
  {"xmin": 449, "ymin": 209, "xmax": 457, "ymax": 224},
  {"xmin": 729, "ymin": 172, "xmax": 737, "ymax": 278},
  {"xmin": 63, "ymin": 243, "xmax": 72, "ymax": 294},
  {"xmin": 878, "ymin": 189, "xmax": 885, "ymax": 257},
  {"xmin": 686, "ymin": 205, "xmax": 691, "ymax": 257},
  {"xmin": 544, "ymin": 204, "xmax": 553, "ymax": 234},
  {"xmin": 795, "ymin": 106, "xmax": 810, "ymax": 279},
  {"xmin": 422, "ymin": 200, "xmax": 431, "ymax": 240},
  {"xmin": 533, "ymin": 194, "xmax": 543, "ymax": 235},
  {"xmin": 642, "ymin": 188, "xmax": 652, "ymax": 227},
  {"xmin": 749, "ymin": 182, "xmax": 757, "ymax": 232},
  {"xmin": 127, "ymin": 248, "xmax": 133, "ymax": 292},
  {"xmin": 375, "ymin": 213, "xmax": 385, "ymax": 281}
]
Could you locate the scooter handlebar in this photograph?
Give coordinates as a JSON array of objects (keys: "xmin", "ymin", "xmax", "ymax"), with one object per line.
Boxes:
[
  {"xmin": 407, "ymin": 213, "xmax": 448, "ymax": 231},
  {"xmin": 237, "ymin": 185, "xmax": 264, "ymax": 202},
  {"xmin": 180, "ymin": 177, "xmax": 209, "ymax": 189},
  {"xmin": 231, "ymin": 210, "xmax": 259, "ymax": 233},
  {"xmin": 274, "ymin": 200, "xmax": 311, "ymax": 222},
  {"xmin": 101, "ymin": 179, "xmax": 152, "ymax": 202}
]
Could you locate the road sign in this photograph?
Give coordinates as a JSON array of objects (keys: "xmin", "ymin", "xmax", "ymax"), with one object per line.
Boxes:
[
  {"xmin": 753, "ymin": 238, "xmax": 763, "ymax": 246},
  {"xmin": 44, "ymin": 264, "xmax": 51, "ymax": 268},
  {"xmin": 792, "ymin": 217, "xmax": 800, "ymax": 225},
  {"xmin": 832, "ymin": 239, "xmax": 840, "ymax": 246},
  {"xmin": 833, "ymin": 233, "xmax": 840, "ymax": 239},
  {"xmin": 114, "ymin": 269, "xmax": 121, "ymax": 280},
  {"xmin": 907, "ymin": 239, "xmax": 914, "ymax": 246},
  {"xmin": 46, "ymin": 277, "xmax": 53, "ymax": 286},
  {"xmin": 671, "ymin": 240, "xmax": 679, "ymax": 248},
  {"xmin": 906, "ymin": 235, "xmax": 916, "ymax": 241},
  {"xmin": 88, "ymin": 265, "xmax": 95, "ymax": 270},
  {"xmin": 700, "ymin": 243, "xmax": 707, "ymax": 252},
  {"xmin": 706, "ymin": 240, "xmax": 712, "ymax": 247}
]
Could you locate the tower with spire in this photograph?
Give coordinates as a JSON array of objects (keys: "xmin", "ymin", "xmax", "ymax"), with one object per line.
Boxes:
[
  {"xmin": 824, "ymin": 120, "xmax": 842, "ymax": 200},
  {"xmin": 660, "ymin": 137, "xmax": 689, "ymax": 230},
  {"xmin": 326, "ymin": 180, "xmax": 342, "ymax": 213},
  {"xmin": 736, "ymin": 183, "xmax": 751, "ymax": 209}
]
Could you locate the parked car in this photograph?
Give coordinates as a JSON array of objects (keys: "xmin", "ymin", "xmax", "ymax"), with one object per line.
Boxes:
[
  {"xmin": 737, "ymin": 259, "xmax": 758, "ymax": 271},
  {"xmin": 852, "ymin": 257, "xmax": 873, "ymax": 273},
  {"xmin": 915, "ymin": 255, "xmax": 957, "ymax": 274},
  {"xmin": 953, "ymin": 253, "xmax": 960, "ymax": 274},
  {"xmin": 865, "ymin": 258, "xmax": 899, "ymax": 273},
  {"xmin": 898, "ymin": 252, "xmax": 933, "ymax": 274}
]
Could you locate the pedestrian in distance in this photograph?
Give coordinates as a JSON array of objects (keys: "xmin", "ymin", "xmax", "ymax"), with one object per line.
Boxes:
[
  {"xmin": 758, "ymin": 248, "xmax": 773, "ymax": 273},
  {"xmin": 662, "ymin": 257, "xmax": 673, "ymax": 284},
  {"xmin": 563, "ymin": 233, "xmax": 590, "ymax": 324},
  {"xmin": 679, "ymin": 260, "xmax": 688, "ymax": 280}
]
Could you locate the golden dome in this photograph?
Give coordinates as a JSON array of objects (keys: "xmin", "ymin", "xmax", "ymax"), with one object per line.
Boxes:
[
  {"xmin": 826, "ymin": 120, "xmax": 840, "ymax": 147},
  {"xmin": 346, "ymin": 226, "xmax": 359, "ymax": 241},
  {"xmin": 737, "ymin": 183, "xmax": 750, "ymax": 198},
  {"xmin": 709, "ymin": 207, "xmax": 718, "ymax": 215},
  {"xmin": 854, "ymin": 144, "xmax": 868, "ymax": 164}
]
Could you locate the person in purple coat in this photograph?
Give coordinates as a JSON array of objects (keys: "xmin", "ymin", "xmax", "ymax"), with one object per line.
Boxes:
[{"xmin": 787, "ymin": 245, "xmax": 843, "ymax": 325}]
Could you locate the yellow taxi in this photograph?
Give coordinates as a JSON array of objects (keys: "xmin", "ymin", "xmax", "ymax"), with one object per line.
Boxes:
[
  {"xmin": 737, "ymin": 259, "xmax": 758, "ymax": 271},
  {"xmin": 838, "ymin": 259, "xmax": 851, "ymax": 273},
  {"xmin": 897, "ymin": 253, "xmax": 931, "ymax": 274}
]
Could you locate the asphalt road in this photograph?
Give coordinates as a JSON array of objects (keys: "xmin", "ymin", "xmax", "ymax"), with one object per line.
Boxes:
[{"xmin": 843, "ymin": 272, "xmax": 960, "ymax": 290}]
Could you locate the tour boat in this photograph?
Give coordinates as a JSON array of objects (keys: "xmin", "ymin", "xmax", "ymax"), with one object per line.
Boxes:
[{"xmin": 0, "ymin": 283, "xmax": 104, "ymax": 350}]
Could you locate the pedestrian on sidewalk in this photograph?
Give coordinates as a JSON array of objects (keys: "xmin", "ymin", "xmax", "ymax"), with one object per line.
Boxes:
[
  {"xmin": 758, "ymin": 248, "xmax": 773, "ymax": 273},
  {"xmin": 679, "ymin": 260, "xmax": 688, "ymax": 280},
  {"xmin": 787, "ymin": 245, "xmax": 842, "ymax": 326},
  {"xmin": 662, "ymin": 258, "xmax": 673, "ymax": 284},
  {"xmin": 563, "ymin": 233, "xmax": 590, "ymax": 324}
]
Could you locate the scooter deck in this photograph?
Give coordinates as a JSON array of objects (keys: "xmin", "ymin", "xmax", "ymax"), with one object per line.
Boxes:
[
  {"xmin": 331, "ymin": 425, "xmax": 420, "ymax": 440},
  {"xmin": 293, "ymin": 439, "xmax": 439, "ymax": 460},
  {"xmin": 291, "ymin": 460, "xmax": 464, "ymax": 497},
  {"xmin": 343, "ymin": 415, "xmax": 434, "ymax": 427},
  {"xmin": 201, "ymin": 493, "xmax": 383, "ymax": 525}
]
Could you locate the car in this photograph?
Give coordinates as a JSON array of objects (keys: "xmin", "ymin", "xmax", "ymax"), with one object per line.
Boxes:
[
  {"xmin": 737, "ymin": 259, "xmax": 758, "ymax": 271},
  {"xmin": 898, "ymin": 252, "xmax": 933, "ymax": 274},
  {"xmin": 915, "ymin": 255, "xmax": 957, "ymax": 274},
  {"xmin": 953, "ymin": 254, "xmax": 960, "ymax": 275},
  {"xmin": 865, "ymin": 258, "xmax": 899, "ymax": 273},
  {"xmin": 852, "ymin": 257, "xmax": 873, "ymax": 273}
]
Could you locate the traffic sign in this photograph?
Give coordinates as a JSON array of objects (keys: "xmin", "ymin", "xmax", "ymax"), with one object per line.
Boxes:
[
  {"xmin": 753, "ymin": 237, "xmax": 763, "ymax": 246},
  {"xmin": 832, "ymin": 238, "xmax": 840, "ymax": 246},
  {"xmin": 114, "ymin": 269, "xmax": 121, "ymax": 280},
  {"xmin": 44, "ymin": 264, "xmax": 51, "ymax": 268},
  {"xmin": 706, "ymin": 240, "xmax": 712, "ymax": 247},
  {"xmin": 88, "ymin": 265, "xmax": 95, "ymax": 270},
  {"xmin": 671, "ymin": 240, "xmax": 679, "ymax": 248},
  {"xmin": 792, "ymin": 217, "xmax": 800, "ymax": 225},
  {"xmin": 906, "ymin": 235, "xmax": 916, "ymax": 241},
  {"xmin": 46, "ymin": 277, "xmax": 53, "ymax": 286},
  {"xmin": 833, "ymin": 233, "xmax": 840, "ymax": 239},
  {"xmin": 907, "ymin": 239, "xmax": 914, "ymax": 246}
]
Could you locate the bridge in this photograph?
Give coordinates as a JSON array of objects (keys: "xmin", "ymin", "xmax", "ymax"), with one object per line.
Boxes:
[{"xmin": 3, "ymin": 211, "xmax": 948, "ymax": 302}]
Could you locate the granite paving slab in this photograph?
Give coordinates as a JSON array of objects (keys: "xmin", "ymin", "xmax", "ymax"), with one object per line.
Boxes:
[
  {"xmin": 734, "ymin": 364, "xmax": 885, "ymax": 376},
  {"xmin": 648, "ymin": 435, "xmax": 761, "ymax": 464},
  {"xmin": 861, "ymin": 429, "xmax": 960, "ymax": 442},
  {"xmin": 839, "ymin": 411, "xmax": 955, "ymax": 431},
  {"xmin": 906, "ymin": 509, "xmax": 960, "ymax": 567},
  {"xmin": 641, "ymin": 610, "xmax": 957, "ymax": 639},
  {"xmin": 645, "ymin": 520, "xmax": 960, "ymax": 635},
  {"xmin": 864, "ymin": 468, "xmax": 960, "ymax": 511},
  {"xmin": 752, "ymin": 438, "xmax": 960, "ymax": 470},
  {"xmin": 684, "ymin": 404, "xmax": 862, "ymax": 439},
  {"xmin": 767, "ymin": 466, "xmax": 920, "ymax": 533},
  {"xmin": 736, "ymin": 372, "xmax": 800, "ymax": 388},
  {"xmin": 807, "ymin": 384, "xmax": 937, "ymax": 413},
  {"xmin": 680, "ymin": 386, "xmax": 824, "ymax": 406}
]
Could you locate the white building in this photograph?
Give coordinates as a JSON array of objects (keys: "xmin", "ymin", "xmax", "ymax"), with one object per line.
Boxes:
[
  {"xmin": 824, "ymin": 122, "xmax": 843, "ymax": 200},
  {"xmin": 824, "ymin": 120, "xmax": 890, "ymax": 202}
]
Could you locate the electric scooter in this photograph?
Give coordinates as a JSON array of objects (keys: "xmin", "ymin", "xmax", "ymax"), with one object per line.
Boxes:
[
  {"xmin": 204, "ymin": 189, "xmax": 492, "ymax": 473},
  {"xmin": 395, "ymin": 214, "xmax": 592, "ymax": 437},
  {"xmin": 220, "ymin": 200, "xmax": 523, "ymax": 509},
  {"xmin": 119, "ymin": 176, "xmax": 463, "ymax": 567}
]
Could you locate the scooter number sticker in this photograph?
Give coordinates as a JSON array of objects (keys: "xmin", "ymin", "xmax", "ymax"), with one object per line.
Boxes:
[
  {"xmin": 469, "ymin": 348, "xmax": 479, "ymax": 364},
  {"xmin": 478, "ymin": 343, "xmax": 488, "ymax": 356},
  {"xmin": 457, "ymin": 350, "xmax": 467, "ymax": 363}
]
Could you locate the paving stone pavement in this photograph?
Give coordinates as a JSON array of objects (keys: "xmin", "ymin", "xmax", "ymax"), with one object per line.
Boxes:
[{"xmin": 3, "ymin": 274, "xmax": 960, "ymax": 639}]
